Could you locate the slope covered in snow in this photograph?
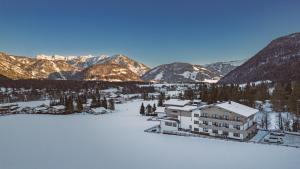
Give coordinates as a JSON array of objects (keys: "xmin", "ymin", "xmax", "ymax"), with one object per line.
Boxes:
[
  {"xmin": 142, "ymin": 62, "xmax": 220, "ymax": 83},
  {"xmin": 0, "ymin": 100, "xmax": 299, "ymax": 169}
]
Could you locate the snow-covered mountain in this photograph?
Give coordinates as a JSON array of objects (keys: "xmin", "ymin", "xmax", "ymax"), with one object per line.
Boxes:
[
  {"xmin": 219, "ymin": 32, "xmax": 300, "ymax": 84},
  {"xmin": 205, "ymin": 59, "xmax": 247, "ymax": 76},
  {"xmin": 36, "ymin": 54, "xmax": 109, "ymax": 68},
  {"xmin": 0, "ymin": 52, "xmax": 78, "ymax": 80},
  {"xmin": 97, "ymin": 54, "xmax": 150, "ymax": 76},
  {"xmin": 142, "ymin": 62, "xmax": 220, "ymax": 83},
  {"xmin": 0, "ymin": 52, "xmax": 149, "ymax": 81}
]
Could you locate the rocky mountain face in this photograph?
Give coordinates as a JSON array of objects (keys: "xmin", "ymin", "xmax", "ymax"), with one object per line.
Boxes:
[
  {"xmin": 0, "ymin": 52, "xmax": 77, "ymax": 80},
  {"xmin": 97, "ymin": 54, "xmax": 150, "ymax": 76},
  {"xmin": 0, "ymin": 52, "xmax": 149, "ymax": 81},
  {"xmin": 142, "ymin": 62, "xmax": 220, "ymax": 83},
  {"xmin": 205, "ymin": 59, "xmax": 247, "ymax": 76},
  {"xmin": 75, "ymin": 63, "xmax": 141, "ymax": 81},
  {"xmin": 219, "ymin": 32, "xmax": 300, "ymax": 84}
]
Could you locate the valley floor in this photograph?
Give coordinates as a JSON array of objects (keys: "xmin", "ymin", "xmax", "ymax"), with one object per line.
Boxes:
[{"xmin": 0, "ymin": 100, "xmax": 299, "ymax": 169}]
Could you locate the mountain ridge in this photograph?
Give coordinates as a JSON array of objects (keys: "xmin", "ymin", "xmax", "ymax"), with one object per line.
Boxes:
[{"xmin": 219, "ymin": 32, "xmax": 300, "ymax": 84}]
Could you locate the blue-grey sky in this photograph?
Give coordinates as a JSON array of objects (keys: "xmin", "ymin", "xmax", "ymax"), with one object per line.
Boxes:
[{"xmin": 1, "ymin": 0, "xmax": 300, "ymax": 67}]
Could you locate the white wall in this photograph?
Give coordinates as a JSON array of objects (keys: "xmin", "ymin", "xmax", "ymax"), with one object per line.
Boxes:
[
  {"xmin": 160, "ymin": 120, "xmax": 178, "ymax": 132},
  {"xmin": 178, "ymin": 116, "xmax": 192, "ymax": 130}
]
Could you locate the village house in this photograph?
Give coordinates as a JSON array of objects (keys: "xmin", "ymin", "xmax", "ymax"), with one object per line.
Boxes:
[
  {"xmin": 163, "ymin": 99, "xmax": 191, "ymax": 107},
  {"xmin": 48, "ymin": 105, "xmax": 65, "ymax": 114},
  {"xmin": 0, "ymin": 103, "xmax": 20, "ymax": 115},
  {"xmin": 90, "ymin": 107, "xmax": 108, "ymax": 115},
  {"xmin": 33, "ymin": 104, "xmax": 49, "ymax": 114},
  {"xmin": 155, "ymin": 106, "xmax": 166, "ymax": 118}
]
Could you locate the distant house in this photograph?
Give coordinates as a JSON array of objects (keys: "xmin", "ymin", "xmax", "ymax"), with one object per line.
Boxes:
[
  {"xmin": 155, "ymin": 107, "xmax": 166, "ymax": 118},
  {"xmin": 90, "ymin": 107, "xmax": 108, "ymax": 115},
  {"xmin": 191, "ymin": 99, "xmax": 205, "ymax": 107},
  {"xmin": 109, "ymin": 94, "xmax": 125, "ymax": 104},
  {"xmin": 0, "ymin": 103, "xmax": 20, "ymax": 115},
  {"xmin": 192, "ymin": 101, "xmax": 258, "ymax": 140},
  {"xmin": 48, "ymin": 105, "xmax": 65, "ymax": 114},
  {"xmin": 33, "ymin": 104, "xmax": 49, "ymax": 114},
  {"xmin": 163, "ymin": 99, "xmax": 191, "ymax": 107}
]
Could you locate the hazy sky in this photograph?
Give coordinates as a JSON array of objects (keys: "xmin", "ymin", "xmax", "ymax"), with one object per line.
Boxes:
[{"xmin": 1, "ymin": 0, "xmax": 300, "ymax": 67}]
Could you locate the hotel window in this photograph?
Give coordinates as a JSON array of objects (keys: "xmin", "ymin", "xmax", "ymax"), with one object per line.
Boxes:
[
  {"xmin": 223, "ymin": 131, "xmax": 229, "ymax": 136},
  {"xmin": 235, "ymin": 116, "xmax": 240, "ymax": 121},
  {"xmin": 172, "ymin": 122, "xmax": 177, "ymax": 127},
  {"xmin": 224, "ymin": 115, "xmax": 229, "ymax": 120},
  {"xmin": 165, "ymin": 121, "xmax": 173, "ymax": 126},
  {"xmin": 213, "ymin": 129, "xmax": 218, "ymax": 134},
  {"xmin": 223, "ymin": 123, "xmax": 229, "ymax": 128},
  {"xmin": 212, "ymin": 122, "xmax": 218, "ymax": 126},
  {"xmin": 194, "ymin": 120, "xmax": 199, "ymax": 124},
  {"xmin": 172, "ymin": 110, "xmax": 178, "ymax": 113},
  {"xmin": 201, "ymin": 113, "xmax": 208, "ymax": 117},
  {"xmin": 234, "ymin": 125, "xmax": 240, "ymax": 130},
  {"xmin": 234, "ymin": 133, "xmax": 240, "ymax": 137},
  {"xmin": 194, "ymin": 128, "xmax": 199, "ymax": 132},
  {"xmin": 203, "ymin": 121, "xmax": 208, "ymax": 125},
  {"xmin": 203, "ymin": 128, "xmax": 208, "ymax": 132},
  {"xmin": 194, "ymin": 113, "xmax": 199, "ymax": 117}
]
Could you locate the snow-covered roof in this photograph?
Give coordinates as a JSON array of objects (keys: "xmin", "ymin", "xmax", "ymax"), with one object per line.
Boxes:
[
  {"xmin": 91, "ymin": 107, "xmax": 106, "ymax": 113},
  {"xmin": 34, "ymin": 107, "xmax": 48, "ymax": 111},
  {"xmin": 216, "ymin": 101, "xmax": 258, "ymax": 117},
  {"xmin": 155, "ymin": 107, "xmax": 165, "ymax": 113},
  {"xmin": 100, "ymin": 88, "xmax": 119, "ymax": 93},
  {"xmin": 163, "ymin": 99, "xmax": 191, "ymax": 107},
  {"xmin": 192, "ymin": 99, "xmax": 202, "ymax": 103},
  {"xmin": 51, "ymin": 105, "xmax": 65, "ymax": 110},
  {"xmin": 167, "ymin": 105, "xmax": 198, "ymax": 112}
]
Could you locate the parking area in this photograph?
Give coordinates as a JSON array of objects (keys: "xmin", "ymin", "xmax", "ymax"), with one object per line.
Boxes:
[{"xmin": 251, "ymin": 130, "xmax": 300, "ymax": 148}]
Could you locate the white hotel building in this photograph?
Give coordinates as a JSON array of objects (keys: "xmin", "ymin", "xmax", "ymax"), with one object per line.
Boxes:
[{"xmin": 159, "ymin": 100, "xmax": 258, "ymax": 140}]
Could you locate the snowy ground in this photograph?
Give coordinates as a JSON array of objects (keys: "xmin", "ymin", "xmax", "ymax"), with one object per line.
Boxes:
[{"xmin": 0, "ymin": 100, "xmax": 300, "ymax": 169}]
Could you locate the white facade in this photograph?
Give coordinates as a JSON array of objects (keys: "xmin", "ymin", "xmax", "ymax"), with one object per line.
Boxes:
[
  {"xmin": 178, "ymin": 116, "xmax": 192, "ymax": 131},
  {"xmin": 160, "ymin": 119, "xmax": 178, "ymax": 132}
]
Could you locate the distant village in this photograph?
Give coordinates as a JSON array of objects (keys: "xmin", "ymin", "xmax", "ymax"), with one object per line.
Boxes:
[{"xmin": 1, "ymin": 81, "xmax": 300, "ymax": 146}]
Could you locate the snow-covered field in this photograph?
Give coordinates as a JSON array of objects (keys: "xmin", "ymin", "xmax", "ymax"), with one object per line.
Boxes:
[{"xmin": 0, "ymin": 100, "xmax": 300, "ymax": 169}]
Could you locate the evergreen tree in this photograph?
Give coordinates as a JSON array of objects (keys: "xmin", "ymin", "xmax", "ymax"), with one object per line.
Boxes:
[
  {"xmin": 77, "ymin": 96, "xmax": 83, "ymax": 112},
  {"xmin": 201, "ymin": 85, "xmax": 209, "ymax": 103},
  {"xmin": 255, "ymin": 82, "xmax": 269, "ymax": 102},
  {"xmin": 142, "ymin": 92, "xmax": 148, "ymax": 100},
  {"xmin": 288, "ymin": 81, "xmax": 300, "ymax": 114},
  {"xmin": 59, "ymin": 96, "xmax": 64, "ymax": 105},
  {"xmin": 178, "ymin": 92, "xmax": 183, "ymax": 100},
  {"xmin": 109, "ymin": 99, "xmax": 115, "ymax": 111},
  {"xmin": 158, "ymin": 94, "xmax": 164, "ymax": 107},
  {"xmin": 184, "ymin": 89, "xmax": 194, "ymax": 100},
  {"xmin": 140, "ymin": 103, "xmax": 145, "ymax": 115},
  {"xmin": 102, "ymin": 97, "xmax": 108, "ymax": 109},
  {"xmin": 146, "ymin": 104, "xmax": 152, "ymax": 116},
  {"xmin": 91, "ymin": 95, "xmax": 98, "ymax": 108},
  {"xmin": 271, "ymin": 83, "xmax": 289, "ymax": 112},
  {"xmin": 65, "ymin": 96, "xmax": 74, "ymax": 114},
  {"xmin": 152, "ymin": 103, "xmax": 156, "ymax": 113}
]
